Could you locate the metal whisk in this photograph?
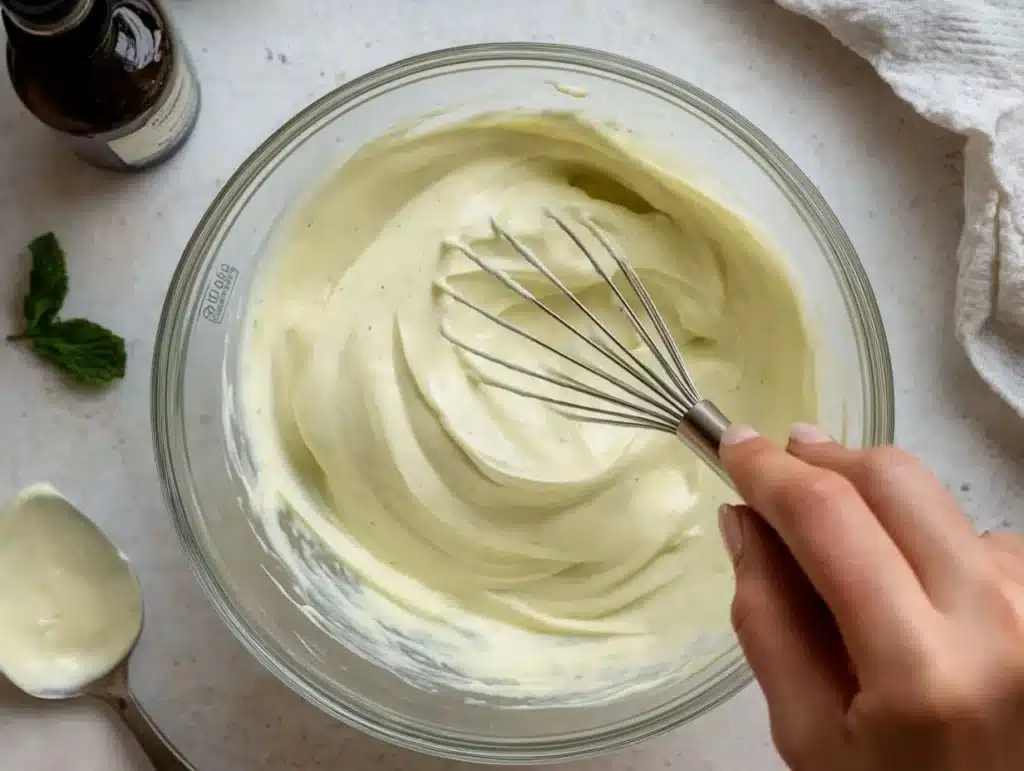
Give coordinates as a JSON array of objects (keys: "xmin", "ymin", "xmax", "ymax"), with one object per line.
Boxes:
[{"xmin": 435, "ymin": 210, "xmax": 734, "ymax": 485}]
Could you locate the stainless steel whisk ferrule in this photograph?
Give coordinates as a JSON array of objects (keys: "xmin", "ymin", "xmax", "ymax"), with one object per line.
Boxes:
[{"xmin": 435, "ymin": 210, "xmax": 735, "ymax": 488}]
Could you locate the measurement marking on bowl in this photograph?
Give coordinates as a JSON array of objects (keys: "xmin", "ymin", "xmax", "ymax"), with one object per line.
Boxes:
[{"xmin": 200, "ymin": 264, "xmax": 239, "ymax": 324}]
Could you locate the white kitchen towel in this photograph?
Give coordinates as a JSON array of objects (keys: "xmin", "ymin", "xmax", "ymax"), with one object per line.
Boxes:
[{"xmin": 776, "ymin": 0, "xmax": 1024, "ymax": 417}]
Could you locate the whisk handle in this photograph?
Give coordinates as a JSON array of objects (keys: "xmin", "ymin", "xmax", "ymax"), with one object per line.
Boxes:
[{"xmin": 677, "ymin": 400, "xmax": 735, "ymax": 490}]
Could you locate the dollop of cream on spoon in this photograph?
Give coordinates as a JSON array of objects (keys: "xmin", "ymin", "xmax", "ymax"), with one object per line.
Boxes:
[{"xmin": 0, "ymin": 484, "xmax": 142, "ymax": 697}]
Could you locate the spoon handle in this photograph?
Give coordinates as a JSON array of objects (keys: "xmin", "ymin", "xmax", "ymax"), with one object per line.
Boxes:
[{"xmin": 89, "ymin": 664, "xmax": 198, "ymax": 771}]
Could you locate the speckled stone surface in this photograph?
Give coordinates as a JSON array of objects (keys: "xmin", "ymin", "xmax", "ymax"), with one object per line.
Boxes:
[{"xmin": 1, "ymin": 1, "xmax": 1023, "ymax": 769}]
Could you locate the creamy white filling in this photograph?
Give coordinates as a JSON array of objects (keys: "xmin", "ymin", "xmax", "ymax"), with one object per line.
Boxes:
[{"xmin": 240, "ymin": 112, "xmax": 817, "ymax": 700}]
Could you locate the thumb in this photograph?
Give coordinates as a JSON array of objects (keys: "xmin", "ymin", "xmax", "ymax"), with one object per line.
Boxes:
[{"xmin": 720, "ymin": 504, "xmax": 852, "ymax": 750}]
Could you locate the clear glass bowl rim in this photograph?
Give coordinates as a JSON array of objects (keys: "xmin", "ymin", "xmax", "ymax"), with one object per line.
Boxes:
[{"xmin": 152, "ymin": 42, "xmax": 895, "ymax": 764}]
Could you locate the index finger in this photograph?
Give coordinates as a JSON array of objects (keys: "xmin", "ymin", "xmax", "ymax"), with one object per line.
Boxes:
[{"xmin": 719, "ymin": 425, "xmax": 936, "ymax": 671}]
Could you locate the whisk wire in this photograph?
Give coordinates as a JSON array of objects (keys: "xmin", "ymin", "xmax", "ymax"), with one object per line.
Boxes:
[
  {"xmin": 438, "ymin": 323, "xmax": 681, "ymax": 428},
  {"xmin": 437, "ymin": 217, "xmax": 712, "ymax": 427},
  {"xmin": 546, "ymin": 213, "xmax": 698, "ymax": 407},
  {"xmin": 435, "ymin": 209, "xmax": 735, "ymax": 488},
  {"xmin": 476, "ymin": 379, "xmax": 678, "ymax": 434},
  {"xmin": 488, "ymin": 223, "xmax": 695, "ymax": 415},
  {"xmin": 577, "ymin": 217, "xmax": 703, "ymax": 405},
  {"xmin": 547, "ymin": 370, "xmax": 681, "ymax": 426},
  {"xmin": 440, "ymin": 240, "xmax": 683, "ymax": 417}
]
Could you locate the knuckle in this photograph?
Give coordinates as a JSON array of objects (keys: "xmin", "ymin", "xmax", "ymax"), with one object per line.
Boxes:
[
  {"xmin": 891, "ymin": 657, "xmax": 990, "ymax": 728},
  {"xmin": 982, "ymin": 531, "xmax": 1024, "ymax": 558},
  {"xmin": 1004, "ymin": 532, "xmax": 1024, "ymax": 549},
  {"xmin": 859, "ymin": 446, "xmax": 922, "ymax": 482},
  {"xmin": 1007, "ymin": 658, "xmax": 1024, "ymax": 702},
  {"xmin": 770, "ymin": 717, "xmax": 824, "ymax": 771},
  {"xmin": 729, "ymin": 582, "xmax": 764, "ymax": 638},
  {"xmin": 774, "ymin": 468, "xmax": 857, "ymax": 517},
  {"xmin": 976, "ymin": 569, "xmax": 1024, "ymax": 637},
  {"xmin": 857, "ymin": 641, "xmax": 1020, "ymax": 735},
  {"xmin": 1002, "ymin": 654, "xmax": 1024, "ymax": 700},
  {"xmin": 919, "ymin": 675, "xmax": 987, "ymax": 725},
  {"xmin": 724, "ymin": 440, "xmax": 775, "ymax": 483}
]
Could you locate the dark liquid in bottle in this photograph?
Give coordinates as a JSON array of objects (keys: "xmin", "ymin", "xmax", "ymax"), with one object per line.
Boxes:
[{"xmin": 3, "ymin": 0, "xmax": 200, "ymax": 170}]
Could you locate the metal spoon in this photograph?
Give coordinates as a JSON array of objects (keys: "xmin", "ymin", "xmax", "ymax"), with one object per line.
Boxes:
[{"xmin": 0, "ymin": 485, "xmax": 196, "ymax": 771}]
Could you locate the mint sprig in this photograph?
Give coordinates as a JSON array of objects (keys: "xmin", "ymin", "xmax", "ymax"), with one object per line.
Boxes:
[
  {"xmin": 22, "ymin": 232, "xmax": 68, "ymax": 330},
  {"xmin": 8, "ymin": 233, "xmax": 126, "ymax": 387}
]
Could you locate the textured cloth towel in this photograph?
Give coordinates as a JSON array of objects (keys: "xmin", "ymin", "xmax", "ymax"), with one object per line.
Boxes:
[{"xmin": 776, "ymin": 0, "xmax": 1024, "ymax": 417}]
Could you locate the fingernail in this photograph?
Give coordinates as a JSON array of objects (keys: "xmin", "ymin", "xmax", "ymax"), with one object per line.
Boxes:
[
  {"xmin": 718, "ymin": 504, "xmax": 744, "ymax": 564},
  {"xmin": 720, "ymin": 424, "xmax": 759, "ymax": 446},
  {"xmin": 789, "ymin": 422, "xmax": 832, "ymax": 444}
]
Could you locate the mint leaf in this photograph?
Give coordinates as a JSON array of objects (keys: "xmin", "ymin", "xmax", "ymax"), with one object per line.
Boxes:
[
  {"xmin": 23, "ymin": 232, "xmax": 68, "ymax": 332},
  {"xmin": 8, "ymin": 233, "xmax": 127, "ymax": 388},
  {"xmin": 27, "ymin": 319, "xmax": 126, "ymax": 387}
]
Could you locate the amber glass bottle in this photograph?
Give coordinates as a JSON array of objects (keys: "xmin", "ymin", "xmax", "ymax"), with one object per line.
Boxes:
[{"xmin": 2, "ymin": 0, "xmax": 201, "ymax": 170}]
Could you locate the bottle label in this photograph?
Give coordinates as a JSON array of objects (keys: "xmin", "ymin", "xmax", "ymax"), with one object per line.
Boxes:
[{"xmin": 107, "ymin": 52, "xmax": 198, "ymax": 166}]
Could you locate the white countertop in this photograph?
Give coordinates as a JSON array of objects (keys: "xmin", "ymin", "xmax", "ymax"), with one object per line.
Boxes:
[{"xmin": 2, "ymin": 1, "xmax": 1023, "ymax": 769}]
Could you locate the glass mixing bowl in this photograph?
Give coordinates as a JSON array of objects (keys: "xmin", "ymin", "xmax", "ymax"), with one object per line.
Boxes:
[{"xmin": 152, "ymin": 43, "xmax": 893, "ymax": 763}]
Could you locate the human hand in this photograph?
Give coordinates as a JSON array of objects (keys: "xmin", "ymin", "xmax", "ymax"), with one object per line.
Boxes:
[{"xmin": 717, "ymin": 423, "xmax": 1024, "ymax": 771}]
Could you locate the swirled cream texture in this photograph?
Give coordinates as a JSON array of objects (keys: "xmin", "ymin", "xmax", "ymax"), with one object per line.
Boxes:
[{"xmin": 241, "ymin": 113, "xmax": 817, "ymax": 700}]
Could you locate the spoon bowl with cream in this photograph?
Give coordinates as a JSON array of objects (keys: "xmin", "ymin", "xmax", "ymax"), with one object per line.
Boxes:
[{"xmin": 0, "ymin": 484, "xmax": 194, "ymax": 770}]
